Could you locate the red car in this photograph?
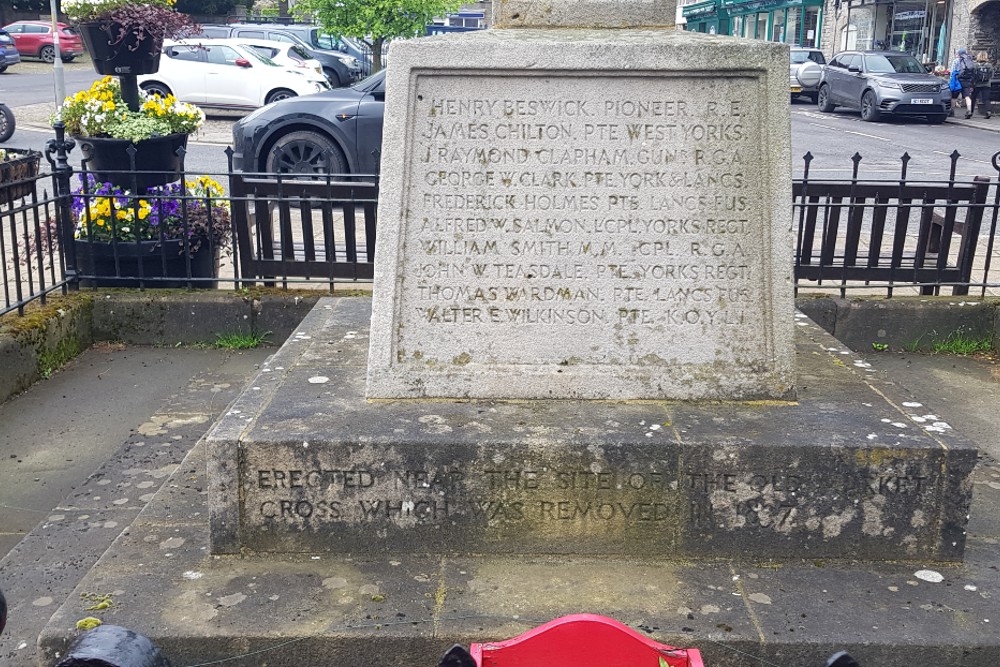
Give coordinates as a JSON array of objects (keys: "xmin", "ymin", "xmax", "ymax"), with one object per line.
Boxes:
[{"xmin": 2, "ymin": 21, "xmax": 84, "ymax": 63}]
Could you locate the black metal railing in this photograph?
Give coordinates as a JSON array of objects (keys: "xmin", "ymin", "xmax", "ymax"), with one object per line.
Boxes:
[
  {"xmin": 4, "ymin": 130, "xmax": 1000, "ymax": 320},
  {"xmin": 793, "ymin": 150, "xmax": 1000, "ymax": 297}
]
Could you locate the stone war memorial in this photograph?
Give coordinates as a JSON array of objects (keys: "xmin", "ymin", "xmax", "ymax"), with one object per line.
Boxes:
[
  {"xmin": 206, "ymin": 0, "xmax": 974, "ymax": 562},
  {"xmin": 39, "ymin": 2, "xmax": 982, "ymax": 666}
]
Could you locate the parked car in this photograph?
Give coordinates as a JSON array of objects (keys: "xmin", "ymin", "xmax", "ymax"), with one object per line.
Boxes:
[
  {"xmin": 232, "ymin": 68, "xmax": 385, "ymax": 175},
  {"xmin": 2, "ymin": 20, "xmax": 83, "ymax": 63},
  {"xmin": 790, "ymin": 47, "xmax": 825, "ymax": 103},
  {"xmin": 0, "ymin": 29, "xmax": 20, "ymax": 73},
  {"xmin": 195, "ymin": 24, "xmax": 362, "ymax": 87},
  {"xmin": 816, "ymin": 50, "xmax": 951, "ymax": 123},
  {"xmin": 137, "ymin": 40, "xmax": 330, "ymax": 112},
  {"xmin": 233, "ymin": 38, "xmax": 325, "ymax": 81}
]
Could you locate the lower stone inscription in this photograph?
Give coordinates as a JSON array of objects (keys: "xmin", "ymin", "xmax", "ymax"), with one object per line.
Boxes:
[{"xmin": 245, "ymin": 465, "xmax": 936, "ymax": 530}]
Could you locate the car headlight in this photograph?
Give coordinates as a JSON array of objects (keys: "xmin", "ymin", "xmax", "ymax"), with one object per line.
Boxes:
[
  {"xmin": 876, "ymin": 79, "xmax": 902, "ymax": 90},
  {"xmin": 338, "ymin": 55, "xmax": 357, "ymax": 66}
]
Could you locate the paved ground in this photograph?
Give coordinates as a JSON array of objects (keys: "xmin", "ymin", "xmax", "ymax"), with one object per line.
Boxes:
[
  {"xmin": 1, "ymin": 306, "xmax": 999, "ymax": 667},
  {"xmin": 0, "ymin": 344, "xmax": 273, "ymax": 666}
]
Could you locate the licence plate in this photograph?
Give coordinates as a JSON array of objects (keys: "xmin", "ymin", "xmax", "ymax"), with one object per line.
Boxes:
[
  {"xmin": 913, "ymin": 98, "xmax": 933, "ymax": 104},
  {"xmin": 791, "ymin": 86, "xmax": 802, "ymax": 93}
]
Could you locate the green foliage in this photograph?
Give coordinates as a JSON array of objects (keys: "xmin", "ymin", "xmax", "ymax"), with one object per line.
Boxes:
[
  {"xmin": 296, "ymin": 0, "xmax": 462, "ymax": 70},
  {"xmin": 930, "ymin": 330, "xmax": 993, "ymax": 355},
  {"xmin": 214, "ymin": 329, "xmax": 271, "ymax": 349},
  {"xmin": 871, "ymin": 342, "xmax": 889, "ymax": 351}
]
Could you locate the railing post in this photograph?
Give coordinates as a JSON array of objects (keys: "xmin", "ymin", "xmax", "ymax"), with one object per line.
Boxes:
[{"xmin": 45, "ymin": 121, "xmax": 78, "ymax": 288}]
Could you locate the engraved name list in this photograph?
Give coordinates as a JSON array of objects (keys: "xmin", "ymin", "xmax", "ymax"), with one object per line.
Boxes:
[{"xmin": 398, "ymin": 74, "xmax": 768, "ymax": 367}]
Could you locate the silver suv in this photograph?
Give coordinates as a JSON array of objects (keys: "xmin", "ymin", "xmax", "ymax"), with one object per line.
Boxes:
[
  {"xmin": 790, "ymin": 48, "xmax": 825, "ymax": 103},
  {"xmin": 816, "ymin": 50, "xmax": 950, "ymax": 123}
]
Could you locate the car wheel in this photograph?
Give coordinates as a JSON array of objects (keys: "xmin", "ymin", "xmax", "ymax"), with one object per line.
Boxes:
[
  {"xmin": 860, "ymin": 91, "xmax": 881, "ymax": 122},
  {"xmin": 266, "ymin": 131, "xmax": 348, "ymax": 176},
  {"xmin": 61, "ymin": 55, "xmax": 75, "ymax": 63},
  {"xmin": 265, "ymin": 88, "xmax": 297, "ymax": 105},
  {"xmin": 324, "ymin": 68, "xmax": 343, "ymax": 88},
  {"xmin": 927, "ymin": 114, "xmax": 947, "ymax": 124},
  {"xmin": 39, "ymin": 45, "xmax": 55, "ymax": 63},
  {"xmin": 817, "ymin": 85, "xmax": 835, "ymax": 112},
  {"xmin": 0, "ymin": 104, "xmax": 15, "ymax": 143},
  {"xmin": 140, "ymin": 82, "xmax": 172, "ymax": 99}
]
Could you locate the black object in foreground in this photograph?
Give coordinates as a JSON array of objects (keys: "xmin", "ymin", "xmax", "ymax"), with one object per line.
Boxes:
[{"xmin": 55, "ymin": 625, "xmax": 172, "ymax": 667}]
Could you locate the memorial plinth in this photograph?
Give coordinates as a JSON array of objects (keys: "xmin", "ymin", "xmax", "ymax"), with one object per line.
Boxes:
[
  {"xmin": 207, "ymin": 298, "xmax": 975, "ymax": 561},
  {"xmin": 366, "ymin": 29, "xmax": 795, "ymax": 401}
]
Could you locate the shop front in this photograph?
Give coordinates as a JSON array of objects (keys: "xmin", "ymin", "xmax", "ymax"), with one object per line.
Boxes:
[
  {"xmin": 723, "ymin": 0, "xmax": 825, "ymax": 46},
  {"xmin": 682, "ymin": 0, "xmax": 731, "ymax": 34},
  {"xmin": 838, "ymin": 0, "xmax": 953, "ymax": 67}
]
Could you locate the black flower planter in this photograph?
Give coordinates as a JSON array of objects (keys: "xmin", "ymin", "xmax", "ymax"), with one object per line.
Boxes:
[
  {"xmin": 74, "ymin": 237, "xmax": 218, "ymax": 289},
  {"xmin": 77, "ymin": 134, "xmax": 188, "ymax": 192},
  {"xmin": 0, "ymin": 149, "xmax": 40, "ymax": 202},
  {"xmin": 77, "ymin": 20, "xmax": 162, "ymax": 76}
]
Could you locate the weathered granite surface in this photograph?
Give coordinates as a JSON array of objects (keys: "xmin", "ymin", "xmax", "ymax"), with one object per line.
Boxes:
[
  {"xmin": 493, "ymin": 0, "xmax": 678, "ymax": 28},
  {"xmin": 367, "ymin": 29, "xmax": 794, "ymax": 400},
  {"xmin": 209, "ymin": 298, "xmax": 976, "ymax": 561}
]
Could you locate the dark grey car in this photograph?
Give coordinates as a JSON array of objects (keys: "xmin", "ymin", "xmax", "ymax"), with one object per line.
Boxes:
[
  {"xmin": 232, "ymin": 69, "xmax": 385, "ymax": 176},
  {"xmin": 816, "ymin": 50, "xmax": 951, "ymax": 123}
]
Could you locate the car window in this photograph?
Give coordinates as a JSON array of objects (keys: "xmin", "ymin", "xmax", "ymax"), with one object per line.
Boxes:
[
  {"xmin": 200, "ymin": 26, "xmax": 231, "ymax": 38},
  {"xmin": 205, "ymin": 45, "xmax": 244, "ymax": 66},
  {"xmin": 4, "ymin": 25, "xmax": 21, "ymax": 34},
  {"xmin": 828, "ymin": 55, "xmax": 846, "ymax": 69},
  {"xmin": 240, "ymin": 47, "xmax": 279, "ymax": 66},
  {"xmin": 25, "ymin": 24, "xmax": 48, "ymax": 34},
  {"xmin": 315, "ymin": 32, "xmax": 347, "ymax": 50},
  {"xmin": 842, "ymin": 54, "xmax": 860, "ymax": 70},
  {"xmin": 247, "ymin": 45, "xmax": 276, "ymax": 59},
  {"xmin": 268, "ymin": 32, "xmax": 295, "ymax": 44},
  {"xmin": 235, "ymin": 30, "xmax": 266, "ymax": 39},
  {"xmin": 165, "ymin": 45, "xmax": 202, "ymax": 61},
  {"xmin": 864, "ymin": 54, "xmax": 926, "ymax": 74},
  {"xmin": 791, "ymin": 51, "xmax": 825, "ymax": 65},
  {"xmin": 288, "ymin": 44, "xmax": 309, "ymax": 61}
]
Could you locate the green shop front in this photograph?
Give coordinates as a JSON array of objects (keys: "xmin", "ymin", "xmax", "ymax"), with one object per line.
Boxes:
[
  {"xmin": 727, "ymin": 0, "xmax": 825, "ymax": 46},
  {"xmin": 682, "ymin": 0, "xmax": 731, "ymax": 35},
  {"xmin": 684, "ymin": 0, "xmax": 824, "ymax": 47}
]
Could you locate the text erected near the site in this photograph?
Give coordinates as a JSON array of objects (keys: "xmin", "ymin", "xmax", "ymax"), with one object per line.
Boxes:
[
  {"xmin": 247, "ymin": 464, "xmax": 935, "ymax": 530},
  {"xmin": 398, "ymin": 75, "xmax": 768, "ymax": 365}
]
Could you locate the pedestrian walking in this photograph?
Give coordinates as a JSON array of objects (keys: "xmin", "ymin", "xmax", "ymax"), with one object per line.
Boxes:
[
  {"xmin": 952, "ymin": 47, "xmax": 977, "ymax": 118},
  {"xmin": 970, "ymin": 51, "xmax": 994, "ymax": 119}
]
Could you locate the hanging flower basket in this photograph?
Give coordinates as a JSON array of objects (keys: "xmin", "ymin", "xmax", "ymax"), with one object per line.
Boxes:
[
  {"xmin": 77, "ymin": 20, "xmax": 163, "ymax": 75},
  {"xmin": 77, "ymin": 133, "xmax": 188, "ymax": 191},
  {"xmin": 0, "ymin": 148, "xmax": 41, "ymax": 203}
]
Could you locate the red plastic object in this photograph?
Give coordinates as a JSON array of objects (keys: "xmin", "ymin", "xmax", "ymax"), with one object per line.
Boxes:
[{"xmin": 470, "ymin": 614, "xmax": 704, "ymax": 667}]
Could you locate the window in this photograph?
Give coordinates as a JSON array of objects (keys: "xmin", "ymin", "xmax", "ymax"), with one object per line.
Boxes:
[
  {"xmin": 268, "ymin": 33, "xmax": 295, "ymax": 44},
  {"xmin": 25, "ymin": 24, "xmax": 48, "ymax": 34},
  {"xmin": 864, "ymin": 53, "xmax": 926, "ymax": 73},
  {"xmin": 235, "ymin": 30, "xmax": 266, "ymax": 39},
  {"xmin": 200, "ymin": 26, "xmax": 231, "ymax": 38},
  {"xmin": 205, "ymin": 45, "xmax": 243, "ymax": 66},
  {"xmin": 166, "ymin": 45, "xmax": 202, "ymax": 62},
  {"xmin": 5, "ymin": 24, "xmax": 21, "ymax": 34}
]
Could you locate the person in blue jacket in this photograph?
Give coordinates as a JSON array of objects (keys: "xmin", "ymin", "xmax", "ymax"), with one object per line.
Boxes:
[{"xmin": 952, "ymin": 47, "xmax": 977, "ymax": 118}]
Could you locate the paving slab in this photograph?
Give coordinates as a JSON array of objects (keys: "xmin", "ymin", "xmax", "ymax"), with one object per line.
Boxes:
[
  {"xmin": 31, "ymin": 301, "xmax": 1000, "ymax": 667},
  {"xmin": 0, "ymin": 346, "xmax": 272, "ymax": 667}
]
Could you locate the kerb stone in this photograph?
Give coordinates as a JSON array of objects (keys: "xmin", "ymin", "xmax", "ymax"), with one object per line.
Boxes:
[{"xmin": 366, "ymin": 30, "xmax": 794, "ymax": 400}]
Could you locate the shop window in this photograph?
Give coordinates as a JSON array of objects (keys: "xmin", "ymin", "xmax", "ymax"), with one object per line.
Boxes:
[{"xmin": 772, "ymin": 9, "xmax": 785, "ymax": 41}]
